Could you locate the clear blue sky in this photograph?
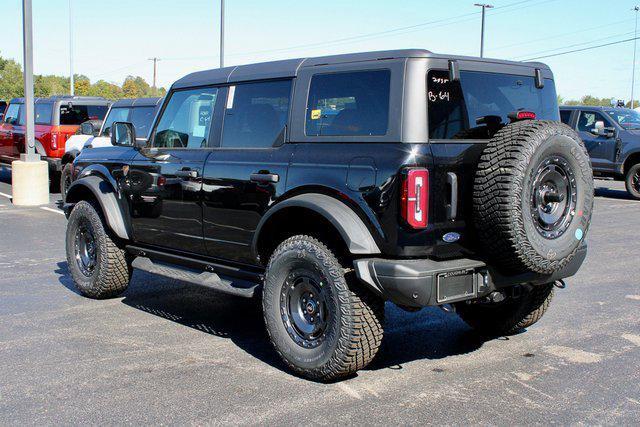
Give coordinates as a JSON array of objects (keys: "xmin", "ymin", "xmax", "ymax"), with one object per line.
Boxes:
[{"xmin": 1, "ymin": 0, "xmax": 639, "ymax": 101}]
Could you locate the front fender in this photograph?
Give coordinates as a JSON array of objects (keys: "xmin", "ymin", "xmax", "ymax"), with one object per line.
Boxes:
[
  {"xmin": 65, "ymin": 175, "xmax": 130, "ymax": 240},
  {"xmin": 253, "ymin": 193, "xmax": 381, "ymax": 257}
]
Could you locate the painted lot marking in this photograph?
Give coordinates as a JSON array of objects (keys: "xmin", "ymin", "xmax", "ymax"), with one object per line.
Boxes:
[
  {"xmin": 0, "ymin": 192, "xmax": 11, "ymax": 199},
  {"xmin": 40, "ymin": 206, "xmax": 64, "ymax": 216},
  {"xmin": 544, "ymin": 345, "xmax": 603, "ymax": 364},
  {"xmin": 621, "ymin": 334, "xmax": 640, "ymax": 347},
  {"xmin": 625, "ymin": 295, "xmax": 640, "ymax": 301}
]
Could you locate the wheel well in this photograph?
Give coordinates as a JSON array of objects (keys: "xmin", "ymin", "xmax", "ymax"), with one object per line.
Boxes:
[
  {"xmin": 624, "ymin": 152, "xmax": 640, "ymax": 175},
  {"xmin": 61, "ymin": 152, "xmax": 76, "ymax": 166},
  {"xmin": 65, "ymin": 184, "xmax": 99, "ymax": 206},
  {"xmin": 256, "ymin": 207, "xmax": 350, "ymax": 265}
]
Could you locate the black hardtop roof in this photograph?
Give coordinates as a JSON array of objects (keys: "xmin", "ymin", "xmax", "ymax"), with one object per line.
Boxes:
[
  {"xmin": 111, "ymin": 97, "xmax": 163, "ymax": 108},
  {"xmin": 9, "ymin": 95, "xmax": 110, "ymax": 105},
  {"xmin": 173, "ymin": 49, "xmax": 550, "ymax": 89}
]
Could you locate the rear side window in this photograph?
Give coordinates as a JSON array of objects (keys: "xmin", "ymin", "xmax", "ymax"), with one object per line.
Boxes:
[
  {"xmin": 305, "ymin": 70, "xmax": 390, "ymax": 136},
  {"xmin": 222, "ymin": 80, "xmax": 291, "ymax": 149},
  {"xmin": 60, "ymin": 104, "xmax": 108, "ymax": 125},
  {"xmin": 153, "ymin": 87, "xmax": 218, "ymax": 148},
  {"xmin": 3, "ymin": 104, "xmax": 20, "ymax": 125},
  {"xmin": 560, "ymin": 110, "xmax": 572, "ymax": 125},
  {"xmin": 101, "ymin": 107, "xmax": 130, "ymax": 136},
  {"xmin": 129, "ymin": 106, "xmax": 156, "ymax": 138},
  {"xmin": 35, "ymin": 104, "xmax": 52, "ymax": 125},
  {"xmin": 427, "ymin": 70, "xmax": 559, "ymax": 139}
]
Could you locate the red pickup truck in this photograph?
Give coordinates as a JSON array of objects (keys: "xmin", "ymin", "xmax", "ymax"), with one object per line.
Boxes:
[{"xmin": 0, "ymin": 96, "xmax": 110, "ymax": 189}]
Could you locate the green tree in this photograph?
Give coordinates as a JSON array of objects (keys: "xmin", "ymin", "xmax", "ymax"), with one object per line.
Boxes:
[
  {"xmin": 0, "ymin": 58, "xmax": 23, "ymax": 100},
  {"xmin": 74, "ymin": 74, "xmax": 91, "ymax": 96},
  {"xmin": 88, "ymin": 80, "xmax": 123, "ymax": 99}
]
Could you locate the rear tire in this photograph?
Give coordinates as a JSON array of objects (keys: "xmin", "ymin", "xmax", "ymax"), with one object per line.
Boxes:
[
  {"xmin": 624, "ymin": 163, "xmax": 640, "ymax": 200},
  {"xmin": 456, "ymin": 284, "xmax": 554, "ymax": 336},
  {"xmin": 65, "ymin": 200, "xmax": 131, "ymax": 299},
  {"xmin": 262, "ymin": 235, "xmax": 384, "ymax": 381}
]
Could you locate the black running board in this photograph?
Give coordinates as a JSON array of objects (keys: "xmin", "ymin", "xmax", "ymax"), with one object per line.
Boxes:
[{"xmin": 131, "ymin": 256, "xmax": 261, "ymax": 298}]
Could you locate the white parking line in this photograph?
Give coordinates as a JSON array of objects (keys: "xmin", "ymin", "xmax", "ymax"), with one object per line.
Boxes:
[
  {"xmin": 40, "ymin": 207, "xmax": 65, "ymax": 216},
  {"xmin": 0, "ymin": 192, "xmax": 11, "ymax": 199}
]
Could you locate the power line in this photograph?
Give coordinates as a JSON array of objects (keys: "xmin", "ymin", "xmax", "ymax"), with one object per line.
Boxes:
[
  {"xmin": 522, "ymin": 36, "xmax": 640, "ymax": 61},
  {"xmin": 512, "ymin": 30, "xmax": 635, "ymax": 60}
]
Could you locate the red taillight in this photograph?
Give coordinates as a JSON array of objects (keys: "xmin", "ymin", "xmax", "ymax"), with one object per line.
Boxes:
[
  {"xmin": 401, "ymin": 168, "xmax": 429, "ymax": 229},
  {"xmin": 509, "ymin": 111, "xmax": 536, "ymax": 122},
  {"xmin": 51, "ymin": 132, "xmax": 58, "ymax": 150}
]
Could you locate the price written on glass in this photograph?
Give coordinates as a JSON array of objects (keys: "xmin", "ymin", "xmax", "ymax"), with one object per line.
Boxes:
[{"xmin": 428, "ymin": 75, "xmax": 452, "ymax": 103}]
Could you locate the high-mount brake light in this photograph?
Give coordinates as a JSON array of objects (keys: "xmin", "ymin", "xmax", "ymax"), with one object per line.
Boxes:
[
  {"xmin": 401, "ymin": 168, "xmax": 429, "ymax": 229},
  {"xmin": 508, "ymin": 111, "xmax": 536, "ymax": 122}
]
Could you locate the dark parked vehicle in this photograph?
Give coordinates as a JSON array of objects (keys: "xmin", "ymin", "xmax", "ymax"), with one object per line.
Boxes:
[
  {"xmin": 0, "ymin": 100, "xmax": 7, "ymax": 122},
  {"xmin": 64, "ymin": 50, "xmax": 593, "ymax": 380},
  {"xmin": 560, "ymin": 105, "xmax": 640, "ymax": 199},
  {"xmin": 0, "ymin": 95, "xmax": 110, "ymax": 188}
]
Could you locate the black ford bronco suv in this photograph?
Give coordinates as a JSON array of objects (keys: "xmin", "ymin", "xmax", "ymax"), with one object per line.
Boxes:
[{"xmin": 64, "ymin": 49, "xmax": 593, "ymax": 381}]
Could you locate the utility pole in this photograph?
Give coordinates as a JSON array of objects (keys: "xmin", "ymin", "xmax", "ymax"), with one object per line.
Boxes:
[
  {"xmin": 22, "ymin": 0, "xmax": 36, "ymax": 160},
  {"xmin": 474, "ymin": 3, "xmax": 493, "ymax": 58},
  {"xmin": 632, "ymin": 6, "xmax": 639, "ymax": 109},
  {"xmin": 148, "ymin": 57, "xmax": 160, "ymax": 93},
  {"xmin": 220, "ymin": 0, "xmax": 225, "ymax": 68},
  {"xmin": 69, "ymin": 0, "xmax": 74, "ymax": 95}
]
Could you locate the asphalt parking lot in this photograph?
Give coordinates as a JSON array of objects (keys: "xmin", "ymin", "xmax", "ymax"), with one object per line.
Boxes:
[{"xmin": 0, "ymin": 165, "xmax": 639, "ymax": 425}]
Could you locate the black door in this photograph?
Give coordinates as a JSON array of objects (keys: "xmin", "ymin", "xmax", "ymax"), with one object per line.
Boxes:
[
  {"xmin": 202, "ymin": 80, "xmax": 293, "ymax": 265},
  {"xmin": 124, "ymin": 87, "xmax": 221, "ymax": 255},
  {"xmin": 576, "ymin": 110, "xmax": 617, "ymax": 172}
]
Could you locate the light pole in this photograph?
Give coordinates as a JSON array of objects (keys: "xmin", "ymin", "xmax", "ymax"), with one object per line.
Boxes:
[
  {"xmin": 632, "ymin": 6, "xmax": 639, "ymax": 109},
  {"xmin": 69, "ymin": 0, "xmax": 74, "ymax": 95},
  {"xmin": 220, "ymin": 0, "xmax": 225, "ymax": 68},
  {"xmin": 474, "ymin": 3, "xmax": 493, "ymax": 58},
  {"xmin": 148, "ymin": 57, "xmax": 160, "ymax": 93},
  {"xmin": 22, "ymin": 0, "xmax": 36, "ymax": 161}
]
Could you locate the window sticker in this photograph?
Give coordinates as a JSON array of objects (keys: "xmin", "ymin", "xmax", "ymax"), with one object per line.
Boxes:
[{"xmin": 310, "ymin": 109, "xmax": 322, "ymax": 120}]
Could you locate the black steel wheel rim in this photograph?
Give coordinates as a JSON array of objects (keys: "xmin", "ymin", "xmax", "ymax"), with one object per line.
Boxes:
[
  {"xmin": 633, "ymin": 170, "xmax": 640, "ymax": 193},
  {"xmin": 74, "ymin": 220, "xmax": 97, "ymax": 276},
  {"xmin": 280, "ymin": 268, "xmax": 329, "ymax": 349},
  {"xmin": 63, "ymin": 171, "xmax": 72, "ymax": 195},
  {"xmin": 530, "ymin": 156, "xmax": 577, "ymax": 239}
]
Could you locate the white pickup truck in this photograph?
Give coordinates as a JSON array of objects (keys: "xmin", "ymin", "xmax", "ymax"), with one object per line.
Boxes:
[{"xmin": 61, "ymin": 97, "xmax": 162, "ymax": 198}]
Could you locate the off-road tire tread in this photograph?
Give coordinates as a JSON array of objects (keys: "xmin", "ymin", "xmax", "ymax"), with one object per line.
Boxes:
[
  {"xmin": 60, "ymin": 163, "xmax": 73, "ymax": 202},
  {"xmin": 473, "ymin": 120, "xmax": 592, "ymax": 274},
  {"xmin": 66, "ymin": 200, "xmax": 131, "ymax": 299},
  {"xmin": 624, "ymin": 163, "xmax": 640, "ymax": 200},
  {"xmin": 263, "ymin": 235, "xmax": 384, "ymax": 381},
  {"xmin": 457, "ymin": 284, "xmax": 554, "ymax": 336}
]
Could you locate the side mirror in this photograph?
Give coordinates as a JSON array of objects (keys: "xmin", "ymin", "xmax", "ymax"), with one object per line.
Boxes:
[
  {"xmin": 592, "ymin": 120, "xmax": 606, "ymax": 136},
  {"xmin": 111, "ymin": 122, "xmax": 137, "ymax": 147},
  {"xmin": 80, "ymin": 121, "xmax": 95, "ymax": 136}
]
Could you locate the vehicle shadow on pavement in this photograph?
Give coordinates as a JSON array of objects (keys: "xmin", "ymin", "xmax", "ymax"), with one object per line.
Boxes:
[
  {"xmin": 55, "ymin": 261, "xmax": 488, "ymax": 378},
  {"xmin": 594, "ymin": 185, "xmax": 639, "ymax": 201}
]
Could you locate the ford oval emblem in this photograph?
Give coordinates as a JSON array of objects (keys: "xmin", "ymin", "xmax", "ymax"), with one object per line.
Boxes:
[{"xmin": 442, "ymin": 232, "xmax": 461, "ymax": 243}]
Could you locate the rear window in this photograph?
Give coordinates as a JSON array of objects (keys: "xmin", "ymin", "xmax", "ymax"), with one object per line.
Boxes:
[
  {"xmin": 427, "ymin": 70, "xmax": 559, "ymax": 139},
  {"xmin": 129, "ymin": 106, "xmax": 157, "ymax": 138},
  {"xmin": 60, "ymin": 104, "xmax": 109, "ymax": 125},
  {"xmin": 560, "ymin": 109, "xmax": 572, "ymax": 125},
  {"xmin": 305, "ymin": 70, "xmax": 390, "ymax": 137},
  {"xmin": 35, "ymin": 103, "xmax": 52, "ymax": 125}
]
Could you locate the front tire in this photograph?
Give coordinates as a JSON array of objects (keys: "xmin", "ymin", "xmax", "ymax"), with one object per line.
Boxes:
[
  {"xmin": 456, "ymin": 283, "xmax": 554, "ymax": 336},
  {"xmin": 65, "ymin": 200, "xmax": 132, "ymax": 299},
  {"xmin": 262, "ymin": 235, "xmax": 384, "ymax": 381},
  {"xmin": 60, "ymin": 163, "xmax": 73, "ymax": 202},
  {"xmin": 624, "ymin": 163, "xmax": 640, "ymax": 200}
]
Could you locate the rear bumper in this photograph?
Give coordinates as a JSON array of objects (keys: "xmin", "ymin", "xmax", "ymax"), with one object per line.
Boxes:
[{"xmin": 354, "ymin": 244, "xmax": 587, "ymax": 308}]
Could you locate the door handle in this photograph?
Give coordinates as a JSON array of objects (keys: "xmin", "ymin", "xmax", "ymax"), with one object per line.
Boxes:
[
  {"xmin": 250, "ymin": 172, "xmax": 279, "ymax": 183},
  {"xmin": 175, "ymin": 169, "xmax": 198, "ymax": 178}
]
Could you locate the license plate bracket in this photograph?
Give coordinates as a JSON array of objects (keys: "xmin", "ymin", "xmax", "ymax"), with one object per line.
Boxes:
[{"xmin": 436, "ymin": 268, "xmax": 477, "ymax": 303}]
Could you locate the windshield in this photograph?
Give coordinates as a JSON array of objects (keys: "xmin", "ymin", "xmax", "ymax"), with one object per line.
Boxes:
[
  {"xmin": 428, "ymin": 70, "xmax": 559, "ymax": 139},
  {"xmin": 605, "ymin": 109, "xmax": 640, "ymax": 130}
]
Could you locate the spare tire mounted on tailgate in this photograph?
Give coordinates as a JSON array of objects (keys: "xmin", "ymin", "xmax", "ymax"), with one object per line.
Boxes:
[{"xmin": 473, "ymin": 120, "xmax": 593, "ymax": 275}]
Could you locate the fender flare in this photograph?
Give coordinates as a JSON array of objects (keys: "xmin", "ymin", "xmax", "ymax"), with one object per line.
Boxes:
[
  {"xmin": 35, "ymin": 140, "xmax": 46, "ymax": 156},
  {"xmin": 253, "ymin": 193, "xmax": 381, "ymax": 256},
  {"xmin": 65, "ymin": 175, "xmax": 130, "ymax": 240}
]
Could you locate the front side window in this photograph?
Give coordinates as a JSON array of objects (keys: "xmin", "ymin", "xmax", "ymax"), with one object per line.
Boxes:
[
  {"xmin": 222, "ymin": 80, "xmax": 291, "ymax": 149},
  {"xmin": 605, "ymin": 109, "xmax": 640, "ymax": 130},
  {"xmin": 101, "ymin": 107, "xmax": 131, "ymax": 136},
  {"xmin": 3, "ymin": 104, "xmax": 20, "ymax": 125},
  {"xmin": 153, "ymin": 88, "xmax": 218, "ymax": 148},
  {"xmin": 129, "ymin": 106, "xmax": 157, "ymax": 138},
  {"xmin": 35, "ymin": 104, "xmax": 53, "ymax": 125},
  {"xmin": 60, "ymin": 104, "xmax": 108, "ymax": 125},
  {"xmin": 427, "ymin": 70, "xmax": 559, "ymax": 139},
  {"xmin": 577, "ymin": 111, "xmax": 608, "ymax": 133},
  {"xmin": 305, "ymin": 70, "xmax": 390, "ymax": 137}
]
